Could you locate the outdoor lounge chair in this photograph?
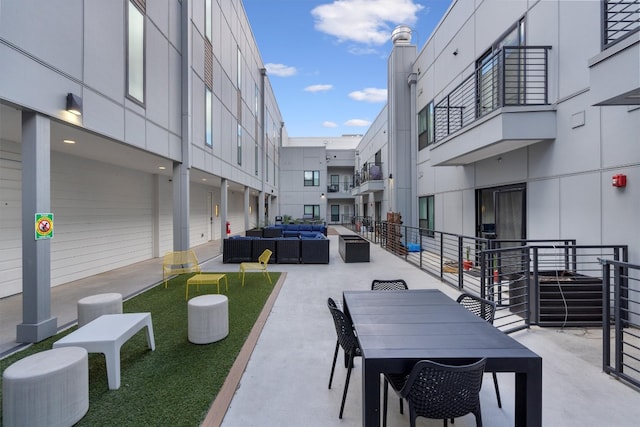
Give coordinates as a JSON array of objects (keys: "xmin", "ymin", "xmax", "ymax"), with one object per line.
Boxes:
[
  {"xmin": 162, "ymin": 250, "xmax": 201, "ymax": 287},
  {"xmin": 457, "ymin": 293, "xmax": 502, "ymax": 408},
  {"xmin": 239, "ymin": 249, "xmax": 272, "ymax": 287},
  {"xmin": 327, "ymin": 297, "xmax": 361, "ymax": 419}
]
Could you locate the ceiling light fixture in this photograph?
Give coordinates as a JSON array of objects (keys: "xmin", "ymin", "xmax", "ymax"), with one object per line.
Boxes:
[{"xmin": 63, "ymin": 139, "xmax": 76, "ymax": 144}]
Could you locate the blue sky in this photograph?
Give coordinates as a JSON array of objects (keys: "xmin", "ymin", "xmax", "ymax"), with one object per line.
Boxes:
[{"xmin": 242, "ymin": 0, "xmax": 453, "ymax": 137}]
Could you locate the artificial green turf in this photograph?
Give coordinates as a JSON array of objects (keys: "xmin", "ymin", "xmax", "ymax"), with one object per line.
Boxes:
[{"xmin": 0, "ymin": 272, "xmax": 279, "ymax": 426}]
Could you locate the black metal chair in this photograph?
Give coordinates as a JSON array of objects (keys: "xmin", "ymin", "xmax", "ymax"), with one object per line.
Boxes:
[
  {"xmin": 399, "ymin": 358, "xmax": 487, "ymax": 427},
  {"xmin": 327, "ymin": 297, "xmax": 362, "ymax": 419},
  {"xmin": 371, "ymin": 279, "xmax": 409, "ymax": 290},
  {"xmin": 456, "ymin": 293, "xmax": 502, "ymax": 408},
  {"xmin": 371, "ymin": 278, "xmax": 409, "ymax": 427}
]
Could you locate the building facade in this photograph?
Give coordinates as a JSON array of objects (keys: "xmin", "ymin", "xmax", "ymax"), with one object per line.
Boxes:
[
  {"xmin": 0, "ymin": 0, "xmax": 283, "ymax": 341},
  {"xmin": 354, "ymin": 0, "xmax": 639, "ymax": 264}
]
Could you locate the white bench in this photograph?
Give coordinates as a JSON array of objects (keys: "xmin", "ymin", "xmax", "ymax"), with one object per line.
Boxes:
[{"xmin": 53, "ymin": 313, "xmax": 155, "ymax": 390}]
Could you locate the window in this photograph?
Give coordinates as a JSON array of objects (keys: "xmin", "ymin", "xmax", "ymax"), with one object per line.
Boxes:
[
  {"xmin": 331, "ymin": 205, "xmax": 340, "ymax": 222},
  {"xmin": 329, "ymin": 174, "xmax": 339, "ymax": 192},
  {"xmin": 127, "ymin": 1, "xmax": 145, "ymax": 104},
  {"xmin": 237, "ymin": 124, "xmax": 242, "ymax": 165},
  {"xmin": 304, "ymin": 205, "xmax": 320, "ymax": 219},
  {"xmin": 237, "ymin": 47, "xmax": 242, "ymax": 90},
  {"xmin": 419, "ymin": 196, "xmax": 434, "ymax": 237},
  {"xmin": 205, "ymin": 88, "xmax": 212, "ymax": 146},
  {"xmin": 418, "ymin": 101, "xmax": 434, "ymax": 150},
  {"xmin": 255, "ymin": 84, "xmax": 259, "ymax": 116},
  {"xmin": 205, "ymin": 0, "xmax": 212, "ymax": 41},
  {"xmin": 304, "ymin": 171, "xmax": 320, "ymax": 186}
]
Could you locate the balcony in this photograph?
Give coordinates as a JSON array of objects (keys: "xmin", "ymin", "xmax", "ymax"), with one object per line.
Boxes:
[
  {"xmin": 429, "ymin": 46, "xmax": 556, "ymax": 166},
  {"xmin": 589, "ymin": 0, "xmax": 640, "ymax": 106},
  {"xmin": 351, "ymin": 162, "xmax": 384, "ymax": 195},
  {"xmin": 326, "ymin": 183, "xmax": 355, "ymax": 199}
]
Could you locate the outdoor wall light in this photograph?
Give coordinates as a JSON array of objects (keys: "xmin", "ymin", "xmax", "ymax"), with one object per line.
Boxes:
[
  {"xmin": 66, "ymin": 93, "xmax": 82, "ymax": 116},
  {"xmin": 321, "ymin": 193, "xmax": 325, "ymax": 198},
  {"xmin": 389, "ymin": 173, "xmax": 393, "ymax": 179}
]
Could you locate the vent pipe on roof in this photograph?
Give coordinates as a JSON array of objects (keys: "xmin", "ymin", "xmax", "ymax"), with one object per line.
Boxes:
[{"xmin": 391, "ymin": 25, "xmax": 412, "ymax": 45}]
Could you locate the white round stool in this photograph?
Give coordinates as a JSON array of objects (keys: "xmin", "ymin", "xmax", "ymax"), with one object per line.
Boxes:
[
  {"xmin": 2, "ymin": 347, "xmax": 89, "ymax": 427},
  {"xmin": 188, "ymin": 294, "xmax": 229, "ymax": 344},
  {"xmin": 77, "ymin": 292, "xmax": 123, "ymax": 327}
]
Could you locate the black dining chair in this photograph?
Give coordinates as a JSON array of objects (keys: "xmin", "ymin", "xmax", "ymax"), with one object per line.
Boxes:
[
  {"xmin": 371, "ymin": 279, "xmax": 409, "ymax": 290},
  {"xmin": 372, "ymin": 278, "xmax": 409, "ymax": 427},
  {"xmin": 456, "ymin": 293, "xmax": 502, "ymax": 408},
  {"xmin": 399, "ymin": 358, "xmax": 487, "ymax": 427},
  {"xmin": 327, "ymin": 297, "xmax": 362, "ymax": 419}
]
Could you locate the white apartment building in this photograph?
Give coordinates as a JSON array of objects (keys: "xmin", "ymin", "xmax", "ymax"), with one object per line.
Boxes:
[
  {"xmin": 353, "ymin": 0, "xmax": 639, "ymax": 264},
  {"xmin": 0, "ymin": 1, "xmax": 283, "ymax": 342},
  {"xmin": 1, "ymin": 0, "xmax": 638, "ymax": 344}
]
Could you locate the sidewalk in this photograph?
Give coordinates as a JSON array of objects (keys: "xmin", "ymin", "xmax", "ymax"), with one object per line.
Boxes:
[{"xmin": 2, "ymin": 226, "xmax": 639, "ymax": 426}]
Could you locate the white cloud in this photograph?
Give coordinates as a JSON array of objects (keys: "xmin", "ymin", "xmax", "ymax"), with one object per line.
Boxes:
[
  {"xmin": 348, "ymin": 46, "xmax": 380, "ymax": 56},
  {"xmin": 305, "ymin": 84, "xmax": 333, "ymax": 93},
  {"xmin": 345, "ymin": 119, "xmax": 371, "ymax": 127},
  {"xmin": 349, "ymin": 88, "xmax": 387, "ymax": 103},
  {"xmin": 322, "ymin": 121, "xmax": 339, "ymax": 128},
  {"xmin": 311, "ymin": 0, "xmax": 423, "ymax": 45},
  {"xmin": 265, "ymin": 63, "xmax": 297, "ymax": 77}
]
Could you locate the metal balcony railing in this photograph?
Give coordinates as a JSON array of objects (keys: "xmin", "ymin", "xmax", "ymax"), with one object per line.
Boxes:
[
  {"xmin": 603, "ymin": 0, "xmax": 640, "ymax": 49},
  {"xmin": 353, "ymin": 162, "xmax": 383, "ymax": 187},
  {"xmin": 434, "ymin": 46, "xmax": 551, "ymax": 143},
  {"xmin": 600, "ymin": 257, "xmax": 640, "ymax": 389}
]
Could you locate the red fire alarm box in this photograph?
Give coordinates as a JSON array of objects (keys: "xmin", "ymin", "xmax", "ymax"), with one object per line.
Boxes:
[{"xmin": 612, "ymin": 174, "xmax": 627, "ymax": 187}]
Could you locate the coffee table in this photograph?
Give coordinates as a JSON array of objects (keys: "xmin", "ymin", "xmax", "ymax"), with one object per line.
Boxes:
[{"xmin": 186, "ymin": 273, "xmax": 228, "ymax": 299}]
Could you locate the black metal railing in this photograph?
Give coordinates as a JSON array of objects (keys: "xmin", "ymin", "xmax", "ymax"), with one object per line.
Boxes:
[
  {"xmin": 434, "ymin": 46, "xmax": 551, "ymax": 142},
  {"xmin": 327, "ymin": 184, "xmax": 339, "ymax": 193},
  {"xmin": 603, "ymin": 0, "xmax": 640, "ymax": 49},
  {"xmin": 601, "ymin": 257, "xmax": 640, "ymax": 389},
  {"xmin": 353, "ymin": 162, "xmax": 384, "ymax": 187}
]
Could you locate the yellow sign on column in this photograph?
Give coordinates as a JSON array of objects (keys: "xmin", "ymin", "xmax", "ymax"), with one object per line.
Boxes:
[{"xmin": 35, "ymin": 213, "xmax": 54, "ymax": 240}]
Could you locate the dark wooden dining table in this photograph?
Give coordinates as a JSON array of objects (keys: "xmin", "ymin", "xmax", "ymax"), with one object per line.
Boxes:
[{"xmin": 343, "ymin": 289, "xmax": 542, "ymax": 427}]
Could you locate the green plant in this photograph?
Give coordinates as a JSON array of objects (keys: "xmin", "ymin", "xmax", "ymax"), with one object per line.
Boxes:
[{"xmin": 465, "ymin": 246, "xmax": 471, "ymax": 261}]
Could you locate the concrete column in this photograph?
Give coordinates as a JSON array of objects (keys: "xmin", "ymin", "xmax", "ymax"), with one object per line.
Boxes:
[
  {"xmin": 221, "ymin": 178, "xmax": 229, "ymax": 237},
  {"xmin": 17, "ymin": 112, "xmax": 57, "ymax": 343},
  {"xmin": 172, "ymin": 162, "xmax": 190, "ymax": 251},
  {"xmin": 244, "ymin": 186, "xmax": 250, "ymax": 230},
  {"xmin": 173, "ymin": 0, "xmax": 191, "ymax": 251},
  {"xmin": 258, "ymin": 190, "xmax": 265, "ymax": 227}
]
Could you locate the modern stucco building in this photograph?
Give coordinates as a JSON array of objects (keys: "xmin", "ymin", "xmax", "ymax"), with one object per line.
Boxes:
[
  {"xmin": 0, "ymin": 1, "xmax": 285, "ymax": 341},
  {"xmin": 352, "ymin": 0, "xmax": 639, "ymax": 264},
  {"xmin": 1, "ymin": 0, "xmax": 638, "ymax": 345}
]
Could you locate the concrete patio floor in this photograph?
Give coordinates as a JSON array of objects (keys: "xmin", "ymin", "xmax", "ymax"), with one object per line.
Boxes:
[{"xmin": 1, "ymin": 225, "xmax": 639, "ymax": 426}]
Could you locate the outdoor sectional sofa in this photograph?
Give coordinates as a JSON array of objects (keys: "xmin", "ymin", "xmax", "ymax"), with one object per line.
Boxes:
[{"xmin": 223, "ymin": 232, "xmax": 329, "ymax": 264}]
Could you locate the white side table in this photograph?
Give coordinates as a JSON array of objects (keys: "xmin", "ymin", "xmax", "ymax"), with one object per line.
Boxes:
[
  {"xmin": 77, "ymin": 292, "xmax": 123, "ymax": 327},
  {"xmin": 2, "ymin": 347, "xmax": 89, "ymax": 427},
  {"xmin": 188, "ymin": 294, "xmax": 229, "ymax": 344}
]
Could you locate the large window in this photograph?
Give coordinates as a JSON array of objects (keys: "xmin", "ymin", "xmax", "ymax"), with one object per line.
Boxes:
[
  {"xmin": 419, "ymin": 196, "xmax": 434, "ymax": 237},
  {"xmin": 304, "ymin": 171, "xmax": 320, "ymax": 186},
  {"xmin": 205, "ymin": 0, "xmax": 212, "ymax": 42},
  {"xmin": 418, "ymin": 101, "xmax": 434, "ymax": 150},
  {"xmin": 304, "ymin": 205, "xmax": 320, "ymax": 219},
  {"xmin": 127, "ymin": 1, "xmax": 145, "ymax": 104},
  {"xmin": 237, "ymin": 47, "xmax": 242, "ymax": 89},
  {"xmin": 205, "ymin": 88, "xmax": 212, "ymax": 146}
]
